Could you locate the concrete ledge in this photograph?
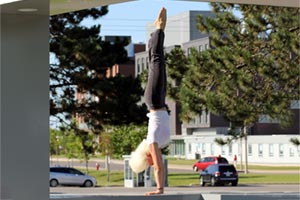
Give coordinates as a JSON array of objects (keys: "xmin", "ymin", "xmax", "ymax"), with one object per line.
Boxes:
[{"xmin": 51, "ymin": 194, "xmax": 204, "ymax": 200}]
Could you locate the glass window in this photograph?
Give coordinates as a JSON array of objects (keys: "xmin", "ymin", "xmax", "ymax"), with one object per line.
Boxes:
[
  {"xmin": 210, "ymin": 143, "xmax": 215, "ymax": 155},
  {"xmin": 202, "ymin": 143, "xmax": 206, "ymax": 155},
  {"xmin": 229, "ymin": 144, "xmax": 232, "ymax": 156},
  {"xmin": 279, "ymin": 144, "xmax": 284, "ymax": 157},
  {"xmin": 198, "ymin": 45, "xmax": 203, "ymax": 52},
  {"xmin": 269, "ymin": 144, "xmax": 274, "ymax": 157},
  {"xmin": 258, "ymin": 144, "xmax": 263, "ymax": 157},
  {"xmin": 221, "ymin": 146, "xmax": 225, "ymax": 155},
  {"xmin": 188, "ymin": 143, "xmax": 192, "ymax": 154},
  {"xmin": 289, "ymin": 147, "xmax": 294, "ymax": 157},
  {"xmin": 248, "ymin": 144, "xmax": 252, "ymax": 156}
]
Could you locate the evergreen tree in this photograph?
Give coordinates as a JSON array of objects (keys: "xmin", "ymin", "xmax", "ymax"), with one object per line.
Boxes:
[
  {"xmin": 179, "ymin": 3, "xmax": 299, "ymax": 173},
  {"xmin": 50, "ymin": 7, "xmax": 147, "ymax": 132}
]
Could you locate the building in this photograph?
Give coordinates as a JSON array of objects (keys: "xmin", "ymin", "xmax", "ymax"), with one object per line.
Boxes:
[{"xmin": 135, "ymin": 10, "xmax": 300, "ymax": 164}]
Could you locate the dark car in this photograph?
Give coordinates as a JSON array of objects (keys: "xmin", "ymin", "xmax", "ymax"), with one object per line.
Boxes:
[
  {"xmin": 199, "ymin": 164, "xmax": 238, "ymax": 186},
  {"xmin": 193, "ymin": 156, "xmax": 228, "ymax": 171},
  {"xmin": 50, "ymin": 167, "xmax": 97, "ymax": 187}
]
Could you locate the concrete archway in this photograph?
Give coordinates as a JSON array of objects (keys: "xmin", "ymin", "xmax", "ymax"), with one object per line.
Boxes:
[{"xmin": 1, "ymin": 0, "xmax": 298, "ymax": 200}]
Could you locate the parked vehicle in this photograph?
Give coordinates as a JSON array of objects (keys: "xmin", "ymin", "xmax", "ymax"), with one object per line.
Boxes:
[
  {"xmin": 199, "ymin": 164, "xmax": 238, "ymax": 186},
  {"xmin": 50, "ymin": 167, "xmax": 97, "ymax": 187},
  {"xmin": 193, "ymin": 156, "xmax": 228, "ymax": 171}
]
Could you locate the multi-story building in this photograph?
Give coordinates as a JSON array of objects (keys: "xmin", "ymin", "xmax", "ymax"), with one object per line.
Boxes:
[{"xmin": 135, "ymin": 10, "xmax": 300, "ymax": 164}]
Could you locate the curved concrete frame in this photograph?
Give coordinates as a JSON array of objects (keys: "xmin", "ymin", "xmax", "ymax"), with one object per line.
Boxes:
[{"xmin": 0, "ymin": 0, "xmax": 299, "ymax": 200}]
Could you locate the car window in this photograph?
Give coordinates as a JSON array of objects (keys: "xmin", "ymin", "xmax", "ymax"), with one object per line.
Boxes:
[
  {"xmin": 69, "ymin": 168, "xmax": 84, "ymax": 175},
  {"xmin": 218, "ymin": 157, "xmax": 228, "ymax": 163},
  {"xmin": 205, "ymin": 165, "xmax": 215, "ymax": 172},
  {"xmin": 219, "ymin": 165, "xmax": 236, "ymax": 172}
]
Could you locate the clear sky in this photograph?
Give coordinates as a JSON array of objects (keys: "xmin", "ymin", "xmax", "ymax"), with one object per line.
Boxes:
[{"xmin": 83, "ymin": 0, "xmax": 212, "ymax": 43}]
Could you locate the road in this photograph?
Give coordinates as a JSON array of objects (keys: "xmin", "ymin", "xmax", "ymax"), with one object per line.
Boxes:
[{"xmin": 50, "ymin": 157, "xmax": 300, "ymax": 174}]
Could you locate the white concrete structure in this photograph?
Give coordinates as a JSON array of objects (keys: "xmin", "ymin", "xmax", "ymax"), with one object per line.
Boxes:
[{"xmin": 1, "ymin": 0, "xmax": 298, "ymax": 200}]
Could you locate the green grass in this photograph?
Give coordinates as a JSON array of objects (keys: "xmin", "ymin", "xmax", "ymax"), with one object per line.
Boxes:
[{"xmin": 87, "ymin": 170, "xmax": 300, "ymax": 187}]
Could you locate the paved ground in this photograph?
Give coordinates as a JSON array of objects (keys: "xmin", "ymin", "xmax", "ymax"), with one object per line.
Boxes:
[{"xmin": 50, "ymin": 184, "xmax": 300, "ymax": 200}]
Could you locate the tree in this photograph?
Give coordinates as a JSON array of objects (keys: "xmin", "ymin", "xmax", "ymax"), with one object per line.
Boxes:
[
  {"xmin": 179, "ymin": 3, "xmax": 299, "ymax": 173},
  {"xmin": 50, "ymin": 8, "xmax": 147, "ymax": 138}
]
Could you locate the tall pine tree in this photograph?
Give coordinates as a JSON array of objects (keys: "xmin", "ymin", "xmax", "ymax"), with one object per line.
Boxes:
[
  {"xmin": 50, "ymin": 7, "xmax": 147, "ymax": 133},
  {"xmin": 179, "ymin": 3, "xmax": 299, "ymax": 173}
]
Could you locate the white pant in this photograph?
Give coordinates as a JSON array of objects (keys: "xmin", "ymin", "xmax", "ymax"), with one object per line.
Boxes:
[{"xmin": 146, "ymin": 110, "xmax": 170, "ymax": 148}]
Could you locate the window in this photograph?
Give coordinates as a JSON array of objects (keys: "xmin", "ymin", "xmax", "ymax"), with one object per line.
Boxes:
[
  {"xmin": 205, "ymin": 43, "xmax": 209, "ymax": 50},
  {"xmin": 228, "ymin": 144, "xmax": 232, "ymax": 156},
  {"xmin": 269, "ymin": 144, "xmax": 274, "ymax": 157},
  {"xmin": 199, "ymin": 45, "xmax": 203, "ymax": 52},
  {"xmin": 210, "ymin": 143, "xmax": 215, "ymax": 155},
  {"xmin": 258, "ymin": 144, "xmax": 263, "ymax": 157},
  {"xmin": 279, "ymin": 144, "xmax": 284, "ymax": 157},
  {"xmin": 202, "ymin": 143, "xmax": 206, "ymax": 155},
  {"xmin": 188, "ymin": 143, "xmax": 192, "ymax": 154},
  {"xmin": 221, "ymin": 146, "xmax": 225, "ymax": 155},
  {"xmin": 248, "ymin": 144, "xmax": 252, "ymax": 156},
  {"xmin": 137, "ymin": 59, "xmax": 140, "ymax": 74},
  {"xmin": 289, "ymin": 147, "xmax": 294, "ymax": 157},
  {"xmin": 141, "ymin": 58, "xmax": 144, "ymax": 71}
]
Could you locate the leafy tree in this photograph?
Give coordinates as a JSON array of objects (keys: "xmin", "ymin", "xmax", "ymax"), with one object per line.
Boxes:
[
  {"xmin": 108, "ymin": 124, "xmax": 147, "ymax": 159},
  {"xmin": 178, "ymin": 3, "xmax": 299, "ymax": 173}
]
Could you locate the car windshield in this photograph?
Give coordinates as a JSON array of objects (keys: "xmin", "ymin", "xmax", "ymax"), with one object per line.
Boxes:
[
  {"xmin": 219, "ymin": 165, "xmax": 236, "ymax": 172},
  {"xmin": 218, "ymin": 157, "xmax": 228, "ymax": 163}
]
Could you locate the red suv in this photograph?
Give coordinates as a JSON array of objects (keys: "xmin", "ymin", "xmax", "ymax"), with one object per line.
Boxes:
[{"xmin": 193, "ymin": 156, "xmax": 228, "ymax": 172}]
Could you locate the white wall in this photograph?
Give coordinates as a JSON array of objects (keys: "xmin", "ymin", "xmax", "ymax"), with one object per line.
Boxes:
[{"xmin": 1, "ymin": 10, "xmax": 49, "ymax": 200}]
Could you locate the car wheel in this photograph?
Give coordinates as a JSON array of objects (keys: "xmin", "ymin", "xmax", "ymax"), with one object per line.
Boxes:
[
  {"xmin": 50, "ymin": 179, "xmax": 59, "ymax": 187},
  {"xmin": 231, "ymin": 181, "xmax": 238, "ymax": 186},
  {"xmin": 193, "ymin": 166, "xmax": 198, "ymax": 172},
  {"xmin": 84, "ymin": 180, "xmax": 93, "ymax": 187},
  {"xmin": 200, "ymin": 176, "xmax": 205, "ymax": 186},
  {"xmin": 210, "ymin": 177, "xmax": 216, "ymax": 186}
]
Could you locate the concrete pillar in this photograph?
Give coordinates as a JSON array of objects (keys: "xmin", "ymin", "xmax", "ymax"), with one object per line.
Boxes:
[{"xmin": 0, "ymin": 2, "xmax": 49, "ymax": 200}]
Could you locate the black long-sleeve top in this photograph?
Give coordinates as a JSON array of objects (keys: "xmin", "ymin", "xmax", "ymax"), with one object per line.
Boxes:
[{"xmin": 144, "ymin": 29, "xmax": 167, "ymax": 110}]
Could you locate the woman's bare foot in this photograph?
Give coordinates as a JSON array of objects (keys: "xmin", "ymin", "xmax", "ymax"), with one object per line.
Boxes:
[
  {"xmin": 154, "ymin": 7, "xmax": 167, "ymax": 31},
  {"xmin": 145, "ymin": 188, "xmax": 164, "ymax": 196}
]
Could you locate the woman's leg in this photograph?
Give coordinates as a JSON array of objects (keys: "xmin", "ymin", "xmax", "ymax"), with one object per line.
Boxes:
[{"xmin": 145, "ymin": 142, "xmax": 164, "ymax": 195}]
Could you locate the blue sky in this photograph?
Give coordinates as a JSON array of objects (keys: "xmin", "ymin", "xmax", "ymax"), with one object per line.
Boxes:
[{"xmin": 83, "ymin": 0, "xmax": 212, "ymax": 43}]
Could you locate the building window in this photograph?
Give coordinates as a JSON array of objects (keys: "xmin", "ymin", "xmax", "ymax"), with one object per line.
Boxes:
[
  {"xmin": 229, "ymin": 144, "xmax": 232, "ymax": 156},
  {"xmin": 269, "ymin": 144, "xmax": 274, "ymax": 157},
  {"xmin": 210, "ymin": 143, "xmax": 215, "ymax": 155},
  {"xmin": 199, "ymin": 45, "xmax": 203, "ymax": 52},
  {"xmin": 248, "ymin": 144, "xmax": 252, "ymax": 156},
  {"xmin": 289, "ymin": 147, "xmax": 294, "ymax": 157},
  {"xmin": 137, "ymin": 58, "xmax": 140, "ymax": 74},
  {"xmin": 221, "ymin": 146, "xmax": 225, "ymax": 155},
  {"xmin": 141, "ymin": 58, "xmax": 144, "ymax": 71},
  {"xmin": 187, "ymin": 47, "xmax": 192, "ymax": 56},
  {"xmin": 202, "ymin": 143, "xmax": 206, "ymax": 155},
  {"xmin": 258, "ymin": 144, "xmax": 263, "ymax": 157},
  {"xmin": 279, "ymin": 144, "xmax": 284, "ymax": 157},
  {"xmin": 205, "ymin": 43, "xmax": 209, "ymax": 50},
  {"xmin": 188, "ymin": 143, "xmax": 192, "ymax": 154}
]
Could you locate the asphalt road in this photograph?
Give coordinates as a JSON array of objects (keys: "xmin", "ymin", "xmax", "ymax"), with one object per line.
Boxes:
[{"xmin": 50, "ymin": 157, "xmax": 299, "ymax": 174}]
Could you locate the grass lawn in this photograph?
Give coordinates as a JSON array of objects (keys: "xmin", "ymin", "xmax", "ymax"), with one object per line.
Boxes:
[{"xmin": 88, "ymin": 170, "xmax": 300, "ymax": 187}]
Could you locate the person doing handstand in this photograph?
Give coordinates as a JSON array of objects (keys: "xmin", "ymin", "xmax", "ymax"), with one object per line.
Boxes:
[{"xmin": 143, "ymin": 7, "xmax": 170, "ymax": 196}]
